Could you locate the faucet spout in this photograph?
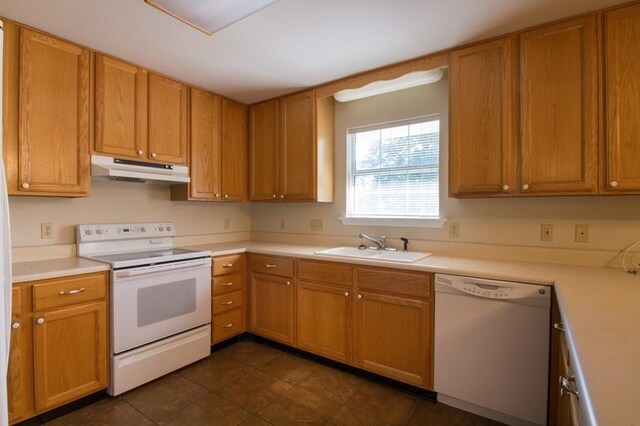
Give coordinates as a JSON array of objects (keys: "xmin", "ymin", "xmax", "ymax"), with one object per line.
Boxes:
[{"xmin": 358, "ymin": 233, "xmax": 386, "ymax": 250}]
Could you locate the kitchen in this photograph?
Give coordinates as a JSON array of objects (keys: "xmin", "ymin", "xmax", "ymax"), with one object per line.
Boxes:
[{"xmin": 0, "ymin": 2, "xmax": 639, "ymax": 421}]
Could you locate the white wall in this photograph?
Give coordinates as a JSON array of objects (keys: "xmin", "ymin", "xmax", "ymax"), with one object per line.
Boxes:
[
  {"xmin": 251, "ymin": 75, "xmax": 640, "ymax": 257},
  {"xmin": 9, "ymin": 179, "xmax": 251, "ymax": 247}
]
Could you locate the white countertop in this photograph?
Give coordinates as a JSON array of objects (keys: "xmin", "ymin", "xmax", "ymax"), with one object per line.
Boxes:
[{"xmin": 12, "ymin": 240, "xmax": 640, "ymax": 425}]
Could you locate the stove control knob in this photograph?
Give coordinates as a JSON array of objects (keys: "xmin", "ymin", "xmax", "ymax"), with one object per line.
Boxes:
[
  {"xmin": 96, "ymin": 229, "xmax": 103, "ymax": 235},
  {"xmin": 140, "ymin": 227, "xmax": 146, "ymax": 232},
  {"xmin": 159, "ymin": 226, "xmax": 164, "ymax": 232},
  {"xmin": 166, "ymin": 226, "xmax": 172, "ymax": 232},
  {"xmin": 85, "ymin": 229, "xmax": 93, "ymax": 235}
]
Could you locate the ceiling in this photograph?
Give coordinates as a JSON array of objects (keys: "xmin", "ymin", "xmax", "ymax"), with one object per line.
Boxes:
[{"xmin": 0, "ymin": 0, "xmax": 628, "ymax": 104}]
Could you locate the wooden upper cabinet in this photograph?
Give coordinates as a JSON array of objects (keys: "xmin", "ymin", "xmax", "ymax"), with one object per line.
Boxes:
[
  {"xmin": 280, "ymin": 90, "xmax": 317, "ymax": 201},
  {"xmin": 603, "ymin": 4, "xmax": 640, "ymax": 193},
  {"xmin": 249, "ymin": 99, "xmax": 279, "ymax": 201},
  {"xmin": 520, "ymin": 16, "xmax": 598, "ymax": 195},
  {"xmin": 187, "ymin": 88, "xmax": 222, "ymax": 200},
  {"xmin": 221, "ymin": 98, "xmax": 248, "ymax": 201},
  {"xmin": 3, "ymin": 24, "xmax": 90, "ymax": 196},
  {"xmin": 449, "ymin": 37, "xmax": 517, "ymax": 197},
  {"xmin": 148, "ymin": 73, "xmax": 188, "ymax": 164},
  {"xmin": 94, "ymin": 54, "xmax": 148, "ymax": 159}
]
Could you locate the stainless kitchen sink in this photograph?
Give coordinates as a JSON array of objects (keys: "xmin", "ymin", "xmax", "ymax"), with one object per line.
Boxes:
[{"xmin": 314, "ymin": 246, "xmax": 431, "ymax": 263}]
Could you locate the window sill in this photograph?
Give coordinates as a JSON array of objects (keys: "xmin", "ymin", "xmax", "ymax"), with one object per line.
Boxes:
[{"xmin": 339, "ymin": 216, "xmax": 447, "ymax": 228}]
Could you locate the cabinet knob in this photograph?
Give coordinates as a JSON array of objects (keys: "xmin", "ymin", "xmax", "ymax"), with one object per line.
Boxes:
[
  {"xmin": 280, "ymin": 195, "xmax": 284, "ymax": 199},
  {"xmin": 21, "ymin": 182, "xmax": 30, "ymax": 189},
  {"xmin": 610, "ymin": 181, "xmax": 618, "ymax": 188},
  {"xmin": 357, "ymin": 294, "xmax": 362, "ymax": 299},
  {"xmin": 522, "ymin": 184, "xmax": 529, "ymax": 191},
  {"xmin": 344, "ymin": 291, "xmax": 349, "ymax": 297},
  {"xmin": 215, "ymin": 193, "xmax": 220, "ymax": 198},
  {"xmin": 286, "ymin": 281, "xmax": 291, "ymax": 286},
  {"xmin": 151, "ymin": 152, "xmax": 157, "ymax": 158},
  {"xmin": 224, "ymin": 194, "xmax": 229, "ymax": 199},
  {"xmin": 272, "ymin": 194, "xmax": 277, "ymax": 199},
  {"xmin": 137, "ymin": 150, "xmax": 144, "ymax": 155},
  {"xmin": 12, "ymin": 322, "xmax": 20, "ymax": 329},
  {"xmin": 502, "ymin": 184, "xmax": 509, "ymax": 191},
  {"xmin": 36, "ymin": 318, "xmax": 45, "ymax": 325}
]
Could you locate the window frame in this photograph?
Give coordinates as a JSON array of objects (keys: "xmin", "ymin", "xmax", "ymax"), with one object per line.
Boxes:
[{"xmin": 344, "ymin": 114, "xmax": 442, "ymax": 223}]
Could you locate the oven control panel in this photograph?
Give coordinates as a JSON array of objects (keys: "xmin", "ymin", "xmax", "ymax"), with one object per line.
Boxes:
[{"xmin": 77, "ymin": 222, "xmax": 175, "ymax": 242}]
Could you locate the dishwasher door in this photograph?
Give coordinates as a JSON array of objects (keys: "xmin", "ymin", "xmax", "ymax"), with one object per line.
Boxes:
[{"xmin": 434, "ymin": 274, "xmax": 551, "ymax": 426}]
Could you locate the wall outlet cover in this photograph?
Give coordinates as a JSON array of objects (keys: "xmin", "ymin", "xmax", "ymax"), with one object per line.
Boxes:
[
  {"xmin": 40, "ymin": 222, "xmax": 53, "ymax": 239},
  {"xmin": 449, "ymin": 222, "xmax": 460, "ymax": 238},
  {"xmin": 310, "ymin": 218, "xmax": 324, "ymax": 231},
  {"xmin": 575, "ymin": 224, "xmax": 589, "ymax": 243},
  {"xmin": 279, "ymin": 218, "xmax": 286, "ymax": 231},
  {"xmin": 224, "ymin": 218, "xmax": 231, "ymax": 230},
  {"xmin": 540, "ymin": 224, "xmax": 553, "ymax": 242}
]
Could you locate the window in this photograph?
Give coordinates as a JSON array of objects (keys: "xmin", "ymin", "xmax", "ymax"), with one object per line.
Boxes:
[{"xmin": 346, "ymin": 116, "xmax": 439, "ymax": 219}]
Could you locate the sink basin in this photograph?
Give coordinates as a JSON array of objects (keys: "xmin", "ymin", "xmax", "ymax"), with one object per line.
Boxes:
[{"xmin": 315, "ymin": 246, "xmax": 431, "ymax": 263}]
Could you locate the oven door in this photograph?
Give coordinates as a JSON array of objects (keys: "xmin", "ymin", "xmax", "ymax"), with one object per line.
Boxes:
[{"xmin": 112, "ymin": 257, "xmax": 211, "ymax": 354}]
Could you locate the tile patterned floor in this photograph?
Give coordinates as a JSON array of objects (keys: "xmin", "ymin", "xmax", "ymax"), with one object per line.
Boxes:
[{"xmin": 45, "ymin": 341, "xmax": 502, "ymax": 425}]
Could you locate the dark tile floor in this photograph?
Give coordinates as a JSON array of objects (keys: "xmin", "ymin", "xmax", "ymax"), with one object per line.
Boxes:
[{"xmin": 45, "ymin": 341, "xmax": 501, "ymax": 425}]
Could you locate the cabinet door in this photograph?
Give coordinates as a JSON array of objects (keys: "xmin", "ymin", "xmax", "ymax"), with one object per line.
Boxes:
[
  {"xmin": 189, "ymin": 88, "xmax": 222, "ymax": 200},
  {"xmin": 249, "ymin": 273, "xmax": 294, "ymax": 345},
  {"xmin": 604, "ymin": 4, "xmax": 640, "ymax": 192},
  {"xmin": 148, "ymin": 73, "xmax": 188, "ymax": 164},
  {"xmin": 6, "ymin": 26, "xmax": 91, "ymax": 196},
  {"xmin": 8, "ymin": 317, "xmax": 29, "ymax": 424},
  {"xmin": 449, "ymin": 37, "xmax": 517, "ymax": 197},
  {"xmin": 297, "ymin": 282, "xmax": 351, "ymax": 363},
  {"xmin": 520, "ymin": 17, "xmax": 598, "ymax": 194},
  {"xmin": 221, "ymin": 98, "xmax": 248, "ymax": 201},
  {"xmin": 354, "ymin": 291, "xmax": 431, "ymax": 388},
  {"xmin": 94, "ymin": 54, "xmax": 148, "ymax": 159},
  {"xmin": 249, "ymin": 100, "xmax": 279, "ymax": 201},
  {"xmin": 279, "ymin": 90, "xmax": 316, "ymax": 201},
  {"xmin": 33, "ymin": 301, "xmax": 108, "ymax": 412}
]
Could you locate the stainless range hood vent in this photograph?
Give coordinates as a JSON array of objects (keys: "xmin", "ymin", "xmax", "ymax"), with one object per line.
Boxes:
[{"xmin": 91, "ymin": 155, "xmax": 190, "ymax": 184}]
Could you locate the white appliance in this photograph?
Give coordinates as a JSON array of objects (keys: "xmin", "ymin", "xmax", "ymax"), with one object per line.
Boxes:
[
  {"xmin": 434, "ymin": 274, "xmax": 550, "ymax": 426},
  {"xmin": 91, "ymin": 154, "xmax": 190, "ymax": 184},
  {"xmin": 0, "ymin": 20, "xmax": 13, "ymax": 426},
  {"xmin": 77, "ymin": 222, "xmax": 211, "ymax": 395}
]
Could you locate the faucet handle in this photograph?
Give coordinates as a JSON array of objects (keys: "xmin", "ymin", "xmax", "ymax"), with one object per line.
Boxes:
[{"xmin": 400, "ymin": 237, "xmax": 409, "ymax": 251}]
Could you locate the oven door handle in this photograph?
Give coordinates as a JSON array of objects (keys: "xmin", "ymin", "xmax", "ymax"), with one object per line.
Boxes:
[{"xmin": 115, "ymin": 258, "xmax": 211, "ymax": 278}]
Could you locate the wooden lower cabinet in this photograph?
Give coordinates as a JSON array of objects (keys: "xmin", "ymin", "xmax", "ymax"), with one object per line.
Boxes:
[
  {"xmin": 297, "ymin": 281, "xmax": 351, "ymax": 363},
  {"xmin": 8, "ymin": 272, "xmax": 109, "ymax": 424},
  {"xmin": 32, "ymin": 301, "xmax": 108, "ymax": 411},
  {"xmin": 354, "ymin": 290, "xmax": 431, "ymax": 388},
  {"xmin": 250, "ymin": 272, "xmax": 295, "ymax": 345}
]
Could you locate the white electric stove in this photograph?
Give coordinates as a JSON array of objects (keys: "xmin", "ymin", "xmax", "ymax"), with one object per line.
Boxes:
[{"xmin": 77, "ymin": 222, "xmax": 212, "ymax": 395}]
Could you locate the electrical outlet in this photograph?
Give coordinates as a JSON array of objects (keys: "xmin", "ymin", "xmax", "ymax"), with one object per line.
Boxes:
[
  {"xmin": 540, "ymin": 224, "xmax": 553, "ymax": 242},
  {"xmin": 310, "ymin": 218, "xmax": 324, "ymax": 231},
  {"xmin": 41, "ymin": 223, "xmax": 53, "ymax": 239},
  {"xmin": 449, "ymin": 222, "xmax": 460, "ymax": 238},
  {"xmin": 575, "ymin": 224, "xmax": 589, "ymax": 243},
  {"xmin": 279, "ymin": 218, "xmax": 286, "ymax": 231},
  {"xmin": 223, "ymin": 218, "xmax": 230, "ymax": 230}
]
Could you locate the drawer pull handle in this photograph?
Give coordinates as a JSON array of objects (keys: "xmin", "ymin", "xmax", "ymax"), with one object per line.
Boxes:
[
  {"xmin": 36, "ymin": 318, "xmax": 45, "ymax": 325},
  {"xmin": 222, "ymin": 323, "xmax": 234, "ymax": 328},
  {"xmin": 553, "ymin": 322, "xmax": 564, "ymax": 333},
  {"xmin": 222, "ymin": 263, "xmax": 234, "ymax": 268},
  {"xmin": 58, "ymin": 287, "xmax": 85, "ymax": 295},
  {"xmin": 12, "ymin": 322, "xmax": 20, "ymax": 329},
  {"xmin": 265, "ymin": 264, "xmax": 277, "ymax": 268},
  {"xmin": 222, "ymin": 282, "xmax": 234, "ymax": 286},
  {"xmin": 560, "ymin": 376, "xmax": 578, "ymax": 398},
  {"xmin": 222, "ymin": 301, "xmax": 234, "ymax": 305}
]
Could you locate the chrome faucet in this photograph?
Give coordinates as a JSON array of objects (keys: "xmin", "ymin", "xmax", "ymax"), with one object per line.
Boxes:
[{"xmin": 358, "ymin": 233, "xmax": 386, "ymax": 250}]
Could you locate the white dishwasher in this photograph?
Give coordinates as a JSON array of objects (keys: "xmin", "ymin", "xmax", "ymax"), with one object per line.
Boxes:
[{"xmin": 434, "ymin": 274, "xmax": 550, "ymax": 426}]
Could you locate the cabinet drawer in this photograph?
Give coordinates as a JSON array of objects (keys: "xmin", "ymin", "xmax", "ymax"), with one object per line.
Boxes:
[
  {"xmin": 212, "ymin": 272, "xmax": 243, "ymax": 295},
  {"xmin": 212, "ymin": 290, "xmax": 243, "ymax": 314},
  {"xmin": 212, "ymin": 308, "xmax": 244, "ymax": 343},
  {"xmin": 12, "ymin": 286, "xmax": 22, "ymax": 316},
  {"xmin": 356, "ymin": 267, "xmax": 431, "ymax": 299},
  {"xmin": 298, "ymin": 260, "xmax": 352, "ymax": 287},
  {"xmin": 250, "ymin": 255, "xmax": 294, "ymax": 277},
  {"xmin": 32, "ymin": 273, "xmax": 107, "ymax": 311},
  {"xmin": 212, "ymin": 254, "xmax": 244, "ymax": 276}
]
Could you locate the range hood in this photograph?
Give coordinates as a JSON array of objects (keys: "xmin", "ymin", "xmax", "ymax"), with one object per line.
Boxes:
[{"xmin": 91, "ymin": 155, "xmax": 190, "ymax": 184}]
